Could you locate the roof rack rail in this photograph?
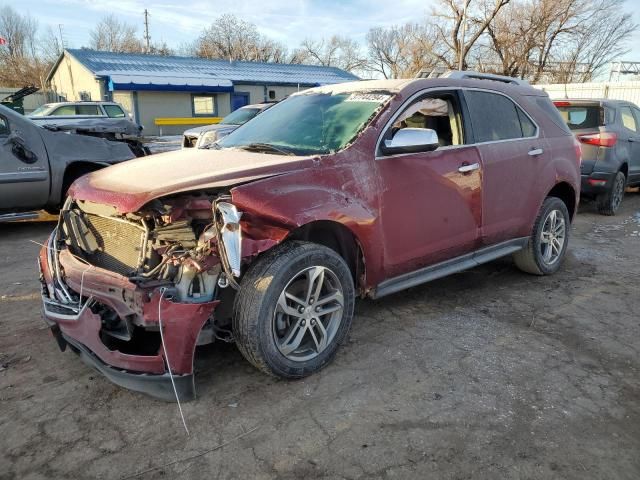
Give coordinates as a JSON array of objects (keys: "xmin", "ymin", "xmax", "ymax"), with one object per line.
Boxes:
[{"xmin": 441, "ymin": 70, "xmax": 529, "ymax": 86}]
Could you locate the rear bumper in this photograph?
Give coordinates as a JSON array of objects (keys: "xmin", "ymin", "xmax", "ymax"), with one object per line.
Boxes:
[
  {"xmin": 39, "ymin": 229, "xmax": 219, "ymax": 402},
  {"xmin": 581, "ymin": 171, "xmax": 616, "ymax": 196}
]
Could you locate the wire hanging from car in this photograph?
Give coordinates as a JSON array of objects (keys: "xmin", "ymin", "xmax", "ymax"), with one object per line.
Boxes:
[{"xmin": 158, "ymin": 287, "xmax": 190, "ymax": 435}]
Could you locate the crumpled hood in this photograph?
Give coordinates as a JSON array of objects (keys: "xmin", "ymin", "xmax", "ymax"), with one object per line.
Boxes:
[{"xmin": 69, "ymin": 147, "xmax": 317, "ymax": 213}]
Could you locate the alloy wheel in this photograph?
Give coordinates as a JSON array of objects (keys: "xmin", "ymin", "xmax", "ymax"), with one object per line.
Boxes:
[
  {"xmin": 539, "ymin": 209, "xmax": 566, "ymax": 265},
  {"xmin": 272, "ymin": 266, "xmax": 344, "ymax": 362}
]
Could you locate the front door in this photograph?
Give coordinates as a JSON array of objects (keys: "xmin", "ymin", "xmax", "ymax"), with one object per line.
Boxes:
[
  {"xmin": 231, "ymin": 93, "xmax": 250, "ymax": 111},
  {"xmin": 376, "ymin": 90, "xmax": 483, "ymax": 278},
  {"xmin": 0, "ymin": 113, "xmax": 50, "ymax": 212},
  {"xmin": 624, "ymin": 106, "xmax": 640, "ymax": 184}
]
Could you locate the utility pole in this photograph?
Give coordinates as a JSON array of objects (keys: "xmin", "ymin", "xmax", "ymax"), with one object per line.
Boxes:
[
  {"xmin": 458, "ymin": 0, "xmax": 471, "ymax": 71},
  {"xmin": 58, "ymin": 24, "xmax": 66, "ymax": 53},
  {"xmin": 143, "ymin": 9, "xmax": 151, "ymax": 53}
]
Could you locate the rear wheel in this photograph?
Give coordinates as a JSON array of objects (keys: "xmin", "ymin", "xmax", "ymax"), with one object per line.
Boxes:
[
  {"xmin": 513, "ymin": 197, "xmax": 570, "ymax": 275},
  {"xmin": 233, "ymin": 241, "xmax": 355, "ymax": 378},
  {"xmin": 596, "ymin": 171, "xmax": 625, "ymax": 216}
]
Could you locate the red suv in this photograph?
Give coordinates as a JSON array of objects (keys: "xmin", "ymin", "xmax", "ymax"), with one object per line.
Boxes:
[{"xmin": 39, "ymin": 72, "xmax": 580, "ymax": 401}]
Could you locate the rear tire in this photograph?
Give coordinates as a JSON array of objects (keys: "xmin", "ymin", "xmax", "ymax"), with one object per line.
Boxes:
[
  {"xmin": 513, "ymin": 197, "xmax": 570, "ymax": 275},
  {"xmin": 596, "ymin": 171, "xmax": 625, "ymax": 216},
  {"xmin": 233, "ymin": 241, "xmax": 355, "ymax": 379}
]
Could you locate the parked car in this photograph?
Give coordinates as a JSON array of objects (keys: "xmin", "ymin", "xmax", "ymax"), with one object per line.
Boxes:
[
  {"xmin": 39, "ymin": 72, "xmax": 580, "ymax": 401},
  {"xmin": 0, "ymin": 104, "xmax": 137, "ymax": 221},
  {"xmin": 554, "ymin": 99, "xmax": 640, "ymax": 215},
  {"xmin": 29, "ymin": 101, "xmax": 148, "ymax": 157},
  {"xmin": 182, "ymin": 102, "xmax": 275, "ymax": 149},
  {"xmin": 30, "ymin": 101, "xmax": 131, "ymax": 120}
]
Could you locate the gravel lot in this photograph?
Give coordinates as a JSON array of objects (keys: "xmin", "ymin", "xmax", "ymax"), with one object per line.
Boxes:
[{"xmin": 1, "ymin": 196, "xmax": 639, "ymax": 480}]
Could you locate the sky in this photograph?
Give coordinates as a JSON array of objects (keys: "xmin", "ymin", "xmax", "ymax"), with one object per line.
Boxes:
[{"xmin": 7, "ymin": 0, "xmax": 640, "ymax": 62}]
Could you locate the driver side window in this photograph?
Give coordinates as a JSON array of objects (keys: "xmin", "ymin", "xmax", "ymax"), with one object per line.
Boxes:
[{"xmin": 390, "ymin": 93, "xmax": 465, "ymax": 147}]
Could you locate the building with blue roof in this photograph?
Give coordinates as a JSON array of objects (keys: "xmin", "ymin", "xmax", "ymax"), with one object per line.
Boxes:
[{"xmin": 46, "ymin": 49, "xmax": 359, "ymax": 135}]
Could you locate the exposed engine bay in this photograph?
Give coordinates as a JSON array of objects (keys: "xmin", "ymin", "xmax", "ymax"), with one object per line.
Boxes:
[{"xmin": 54, "ymin": 192, "xmax": 244, "ymax": 349}]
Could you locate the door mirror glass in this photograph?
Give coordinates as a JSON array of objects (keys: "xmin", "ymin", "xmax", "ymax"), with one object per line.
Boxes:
[{"xmin": 381, "ymin": 128, "xmax": 439, "ymax": 155}]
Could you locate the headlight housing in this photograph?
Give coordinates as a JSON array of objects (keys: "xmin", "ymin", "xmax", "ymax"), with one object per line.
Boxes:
[
  {"xmin": 198, "ymin": 130, "xmax": 218, "ymax": 149},
  {"xmin": 215, "ymin": 201, "xmax": 242, "ymax": 277}
]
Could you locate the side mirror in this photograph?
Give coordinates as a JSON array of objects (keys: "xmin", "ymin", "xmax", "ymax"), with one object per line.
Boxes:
[{"xmin": 381, "ymin": 128, "xmax": 440, "ymax": 155}]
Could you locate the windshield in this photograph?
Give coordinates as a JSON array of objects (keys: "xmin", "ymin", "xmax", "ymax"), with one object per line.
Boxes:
[
  {"xmin": 217, "ymin": 92, "xmax": 390, "ymax": 155},
  {"xmin": 220, "ymin": 107, "xmax": 261, "ymax": 125},
  {"xmin": 30, "ymin": 104, "xmax": 53, "ymax": 116}
]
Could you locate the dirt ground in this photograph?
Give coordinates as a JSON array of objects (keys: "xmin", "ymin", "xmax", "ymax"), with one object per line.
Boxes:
[{"xmin": 1, "ymin": 196, "xmax": 639, "ymax": 480}]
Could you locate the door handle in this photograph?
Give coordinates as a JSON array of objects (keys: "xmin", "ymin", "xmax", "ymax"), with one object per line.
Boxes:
[
  {"xmin": 528, "ymin": 148, "xmax": 544, "ymax": 156},
  {"xmin": 458, "ymin": 162, "xmax": 480, "ymax": 173},
  {"xmin": 629, "ymin": 138, "xmax": 638, "ymax": 143}
]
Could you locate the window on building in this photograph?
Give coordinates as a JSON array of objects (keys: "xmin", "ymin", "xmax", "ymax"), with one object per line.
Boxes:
[
  {"xmin": 268, "ymin": 90, "xmax": 276, "ymax": 100},
  {"xmin": 76, "ymin": 104, "xmax": 101, "ymax": 115},
  {"xmin": 192, "ymin": 95, "xmax": 216, "ymax": 116},
  {"xmin": 465, "ymin": 90, "xmax": 536, "ymax": 142},
  {"xmin": 103, "ymin": 104, "xmax": 126, "ymax": 118}
]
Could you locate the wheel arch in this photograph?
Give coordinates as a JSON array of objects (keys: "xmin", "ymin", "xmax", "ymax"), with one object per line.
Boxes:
[
  {"xmin": 619, "ymin": 162, "xmax": 629, "ymax": 178},
  {"xmin": 286, "ymin": 220, "xmax": 366, "ymax": 292},
  {"xmin": 547, "ymin": 181, "xmax": 577, "ymax": 220}
]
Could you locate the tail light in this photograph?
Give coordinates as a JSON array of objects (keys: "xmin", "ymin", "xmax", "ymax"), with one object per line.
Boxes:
[
  {"xmin": 573, "ymin": 138, "xmax": 582, "ymax": 165},
  {"xmin": 553, "ymin": 101, "xmax": 571, "ymax": 107},
  {"xmin": 577, "ymin": 132, "xmax": 617, "ymax": 147}
]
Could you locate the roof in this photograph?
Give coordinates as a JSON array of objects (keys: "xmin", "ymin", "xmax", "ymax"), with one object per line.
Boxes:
[{"xmin": 48, "ymin": 49, "xmax": 359, "ymax": 91}]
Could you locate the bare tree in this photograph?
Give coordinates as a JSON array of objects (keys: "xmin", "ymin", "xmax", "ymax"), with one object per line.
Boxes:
[
  {"xmin": 195, "ymin": 14, "xmax": 289, "ymax": 63},
  {"xmin": 431, "ymin": 0, "xmax": 512, "ymax": 70},
  {"xmin": 482, "ymin": 0, "xmax": 637, "ymax": 82},
  {"xmin": 366, "ymin": 23, "xmax": 438, "ymax": 78},
  {"xmin": 89, "ymin": 14, "xmax": 144, "ymax": 53},
  {"xmin": 297, "ymin": 35, "xmax": 367, "ymax": 72},
  {"xmin": 0, "ymin": 6, "xmax": 50, "ymax": 88}
]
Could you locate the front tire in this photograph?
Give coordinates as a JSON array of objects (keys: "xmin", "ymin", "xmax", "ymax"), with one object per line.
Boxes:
[
  {"xmin": 233, "ymin": 241, "xmax": 355, "ymax": 379},
  {"xmin": 596, "ymin": 171, "xmax": 625, "ymax": 216},
  {"xmin": 513, "ymin": 197, "xmax": 570, "ymax": 275}
]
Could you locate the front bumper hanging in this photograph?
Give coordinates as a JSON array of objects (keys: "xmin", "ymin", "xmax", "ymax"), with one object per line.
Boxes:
[{"xmin": 39, "ymin": 229, "xmax": 219, "ymax": 402}]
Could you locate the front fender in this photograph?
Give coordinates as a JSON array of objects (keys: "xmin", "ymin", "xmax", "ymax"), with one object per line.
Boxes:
[{"xmin": 231, "ymin": 180, "xmax": 383, "ymax": 283}]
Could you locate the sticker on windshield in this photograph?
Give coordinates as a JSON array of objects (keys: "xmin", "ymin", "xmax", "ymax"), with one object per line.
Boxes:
[{"xmin": 346, "ymin": 93, "xmax": 391, "ymax": 103}]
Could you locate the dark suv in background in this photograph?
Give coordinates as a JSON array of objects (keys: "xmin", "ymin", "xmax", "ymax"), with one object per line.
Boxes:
[{"xmin": 555, "ymin": 99, "xmax": 640, "ymax": 215}]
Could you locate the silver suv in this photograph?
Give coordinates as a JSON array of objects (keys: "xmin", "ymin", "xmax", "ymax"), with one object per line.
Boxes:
[{"xmin": 30, "ymin": 101, "xmax": 129, "ymax": 119}]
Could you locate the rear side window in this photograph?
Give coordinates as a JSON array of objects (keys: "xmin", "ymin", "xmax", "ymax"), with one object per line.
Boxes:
[
  {"xmin": 0, "ymin": 116, "xmax": 8, "ymax": 135},
  {"xmin": 76, "ymin": 105, "xmax": 101, "ymax": 115},
  {"xmin": 51, "ymin": 105, "xmax": 75, "ymax": 116},
  {"xmin": 535, "ymin": 97, "xmax": 571, "ymax": 133},
  {"xmin": 464, "ymin": 90, "xmax": 535, "ymax": 142},
  {"xmin": 555, "ymin": 105, "xmax": 602, "ymax": 130},
  {"xmin": 620, "ymin": 106, "xmax": 638, "ymax": 132},
  {"xmin": 103, "ymin": 105, "xmax": 126, "ymax": 118}
]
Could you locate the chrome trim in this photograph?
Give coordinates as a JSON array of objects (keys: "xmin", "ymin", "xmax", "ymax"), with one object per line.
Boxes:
[
  {"xmin": 42, "ymin": 297, "xmax": 94, "ymax": 321},
  {"xmin": 375, "ymin": 86, "xmax": 540, "ymax": 160}
]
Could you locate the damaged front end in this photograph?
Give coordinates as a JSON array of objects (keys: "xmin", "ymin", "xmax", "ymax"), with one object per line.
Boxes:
[{"xmin": 39, "ymin": 193, "xmax": 247, "ymax": 401}]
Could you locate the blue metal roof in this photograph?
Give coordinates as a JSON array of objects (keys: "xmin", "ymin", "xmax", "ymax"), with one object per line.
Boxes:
[{"xmin": 65, "ymin": 49, "xmax": 359, "ymax": 87}]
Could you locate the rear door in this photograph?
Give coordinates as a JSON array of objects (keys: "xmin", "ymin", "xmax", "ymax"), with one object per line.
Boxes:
[
  {"xmin": 462, "ymin": 89, "xmax": 545, "ymax": 245},
  {"xmin": 0, "ymin": 113, "xmax": 50, "ymax": 212}
]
